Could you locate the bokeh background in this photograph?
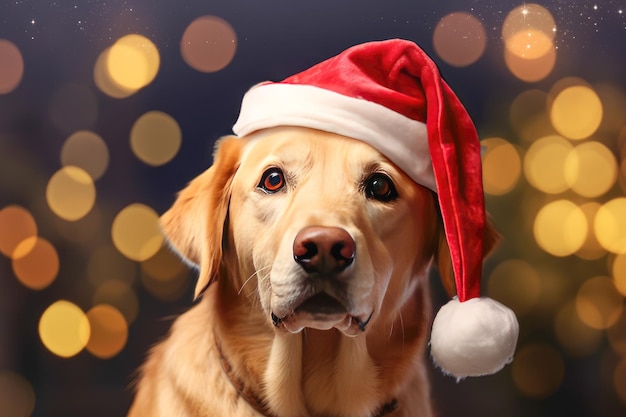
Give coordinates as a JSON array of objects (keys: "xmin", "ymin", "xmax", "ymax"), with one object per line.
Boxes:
[{"xmin": 1, "ymin": 0, "xmax": 625, "ymax": 416}]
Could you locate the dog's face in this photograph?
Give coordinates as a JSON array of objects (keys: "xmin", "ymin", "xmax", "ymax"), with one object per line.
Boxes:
[{"xmin": 221, "ymin": 127, "xmax": 438, "ymax": 336}]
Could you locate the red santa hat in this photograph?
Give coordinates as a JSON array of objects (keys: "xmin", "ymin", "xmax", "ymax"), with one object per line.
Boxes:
[{"xmin": 232, "ymin": 39, "xmax": 518, "ymax": 378}]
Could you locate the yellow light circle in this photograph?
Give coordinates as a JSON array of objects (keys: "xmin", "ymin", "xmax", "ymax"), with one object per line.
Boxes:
[
  {"xmin": 554, "ymin": 302, "xmax": 602, "ymax": 357},
  {"xmin": 487, "ymin": 259, "xmax": 541, "ymax": 316},
  {"xmin": 564, "ymin": 141, "xmax": 617, "ymax": 198},
  {"xmin": 523, "ymin": 135, "xmax": 572, "ymax": 194},
  {"xmin": 93, "ymin": 47, "xmax": 136, "ymax": 98},
  {"xmin": 112, "ymin": 203, "xmax": 164, "ymax": 261},
  {"xmin": 481, "ymin": 138, "xmax": 521, "ymax": 195},
  {"xmin": 575, "ymin": 276, "xmax": 623, "ymax": 329},
  {"xmin": 0, "ymin": 371, "xmax": 35, "ymax": 417},
  {"xmin": 512, "ymin": 343, "xmax": 564, "ymax": 399},
  {"xmin": 46, "ymin": 166, "xmax": 96, "ymax": 221},
  {"xmin": 505, "ymin": 28, "xmax": 554, "ymax": 59},
  {"xmin": 12, "ymin": 237, "xmax": 59, "ymax": 290},
  {"xmin": 594, "ymin": 198, "xmax": 626, "ymax": 254},
  {"xmin": 130, "ymin": 111, "xmax": 182, "ymax": 166},
  {"xmin": 93, "ymin": 280, "xmax": 139, "ymax": 324},
  {"xmin": 613, "ymin": 253, "xmax": 626, "ymax": 297},
  {"xmin": 86, "ymin": 304, "xmax": 129, "ymax": 359},
  {"xmin": 0, "ymin": 39, "xmax": 24, "ymax": 94},
  {"xmin": 107, "ymin": 34, "xmax": 160, "ymax": 90},
  {"xmin": 0, "ymin": 205, "xmax": 37, "ymax": 258},
  {"xmin": 39, "ymin": 300, "xmax": 90, "ymax": 358},
  {"xmin": 433, "ymin": 12, "xmax": 486, "ymax": 67},
  {"xmin": 504, "ymin": 46, "xmax": 556, "ymax": 83},
  {"xmin": 502, "ymin": 4, "xmax": 556, "ymax": 48},
  {"xmin": 550, "ymin": 85, "xmax": 603, "ymax": 140},
  {"xmin": 180, "ymin": 15, "xmax": 237, "ymax": 73},
  {"xmin": 533, "ymin": 200, "xmax": 587, "ymax": 257},
  {"xmin": 61, "ymin": 130, "xmax": 109, "ymax": 180}
]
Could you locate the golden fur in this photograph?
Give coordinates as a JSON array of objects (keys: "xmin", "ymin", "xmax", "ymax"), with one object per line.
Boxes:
[{"xmin": 128, "ymin": 127, "xmax": 496, "ymax": 417}]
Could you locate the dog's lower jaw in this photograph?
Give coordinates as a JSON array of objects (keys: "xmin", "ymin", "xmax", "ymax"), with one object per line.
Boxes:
[{"xmin": 271, "ymin": 311, "xmax": 374, "ymax": 336}]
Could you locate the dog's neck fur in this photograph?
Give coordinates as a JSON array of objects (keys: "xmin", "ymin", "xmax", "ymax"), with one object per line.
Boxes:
[{"xmin": 212, "ymin": 264, "xmax": 433, "ymax": 417}]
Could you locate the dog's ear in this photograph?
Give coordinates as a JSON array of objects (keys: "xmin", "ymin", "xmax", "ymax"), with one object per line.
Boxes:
[
  {"xmin": 435, "ymin": 216, "xmax": 501, "ymax": 297},
  {"xmin": 160, "ymin": 136, "xmax": 242, "ymax": 299}
]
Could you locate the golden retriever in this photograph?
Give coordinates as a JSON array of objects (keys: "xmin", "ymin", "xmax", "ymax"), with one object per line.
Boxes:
[{"xmin": 127, "ymin": 126, "xmax": 497, "ymax": 417}]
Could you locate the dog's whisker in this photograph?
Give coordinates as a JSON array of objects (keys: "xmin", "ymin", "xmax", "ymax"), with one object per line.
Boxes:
[{"xmin": 238, "ymin": 265, "xmax": 271, "ymax": 295}]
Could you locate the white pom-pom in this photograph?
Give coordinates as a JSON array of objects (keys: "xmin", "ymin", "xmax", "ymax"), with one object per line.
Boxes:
[{"xmin": 430, "ymin": 297, "xmax": 519, "ymax": 379}]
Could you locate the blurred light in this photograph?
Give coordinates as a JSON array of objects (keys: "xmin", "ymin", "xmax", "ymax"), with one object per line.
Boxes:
[
  {"xmin": 53, "ymin": 204, "xmax": 102, "ymax": 244},
  {"xmin": 180, "ymin": 15, "xmax": 237, "ymax": 73},
  {"xmin": 140, "ymin": 245, "xmax": 190, "ymax": 302},
  {"xmin": 550, "ymin": 85, "xmax": 603, "ymax": 140},
  {"xmin": 130, "ymin": 111, "xmax": 182, "ymax": 166},
  {"xmin": 615, "ymin": 359, "xmax": 626, "ymax": 404},
  {"xmin": 433, "ymin": 12, "xmax": 486, "ymax": 67},
  {"xmin": 481, "ymin": 137, "xmax": 521, "ymax": 195},
  {"xmin": 12, "ymin": 237, "xmax": 59, "ymax": 290},
  {"xmin": 595, "ymin": 83, "xmax": 626, "ymax": 134},
  {"xmin": 613, "ymin": 253, "xmax": 626, "ymax": 297},
  {"xmin": 85, "ymin": 304, "xmax": 128, "ymax": 359},
  {"xmin": 554, "ymin": 301, "xmax": 603, "ymax": 357},
  {"xmin": 0, "ymin": 39, "xmax": 24, "ymax": 94},
  {"xmin": 576, "ymin": 202, "xmax": 606, "ymax": 260},
  {"xmin": 48, "ymin": 83, "xmax": 98, "ymax": 134},
  {"xmin": 87, "ymin": 244, "xmax": 137, "ymax": 286},
  {"xmin": 111, "ymin": 203, "xmax": 163, "ymax": 261},
  {"xmin": 38, "ymin": 300, "xmax": 90, "ymax": 358},
  {"xmin": 46, "ymin": 166, "xmax": 96, "ymax": 221},
  {"xmin": 0, "ymin": 205, "xmax": 37, "ymax": 258},
  {"xmin": 575, "ymin": 276, "xmax": 623, "ymax": 330},
  {"xmin": 608, "ymin": 309, "xmax": 626, "ymax": 356},
  {"xmin": 565, "ymin": 141, "xmax": 618, "ymax": 198},
  {"xmin": 504, "ymin": 46, "xmax": 556, "ymax": 83},
  {"xmin": 0, "ymin": 371, "xmax": 35, "ymax": 417},
  {"xmin": 93, "ymin": 47, "xmax": 136, "ymax": 98},
  {"xmin": 594, "ymin": 198, "xmax": 626, "ymax": 254},
  {"xmin": 60, "ymin": 130, "xmax": 109, "ymax": 180},
  {"xmin": 509, "ymin": 89, "xmax": 551, "ymax": 142},
  {"xmin": 93, "ymin": 280, "xmax": 139, "ymax": 324},
  {"xmin": 523, "ymin": 135, "xmax": 572, "ymax": 194},
  {"xmin": 533, "ymin": 200, "xmax": 587, "ymax": 257},
  {"xmin": 512, "ymin": 343, "xmax": 564, "ymax": 399},
  {"xmin": 487, "ymin": 259, "xmax": 541, "ymax": 316},
  {"xmin": 107, "ymin": 34, "xmax": 159, "ymax": 91}
]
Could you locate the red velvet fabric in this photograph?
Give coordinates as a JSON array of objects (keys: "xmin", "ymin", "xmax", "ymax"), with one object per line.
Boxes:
[{"xmin": 282, "ymin": 39, "xmax": 486, "ymax": 301}]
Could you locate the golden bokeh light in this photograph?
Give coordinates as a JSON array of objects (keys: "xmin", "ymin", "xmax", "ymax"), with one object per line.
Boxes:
[
  {"xmin": 615, "ymin": 359, "xmax": 626, "ymax": 404},
  {"xmin": 554, "ymin": 301, "xmax": 603, "ymax": 357},
  {"xmin": 613, "ymin": 253, "xmax": 626, "ymax": 297},
  {"xmin": 85, "ymin": 304, "xmax": 129, "ymax": 359},
  {"xmin": 180, "ymin": 15, "xmax": 237, "ymax": 73},
  {"xmin": 93, "ymin": 280, "xmax": 139, "ymax": 324},
  {"xmin": 504, "ymin": 46, "xmax": 556, "ymax": 83},
  {"xmin": 87, "ymin": 245, "xmax": 137, "ymax": 286},
  {"xmin": 550, "ymin": 85, "xmax": 603, "ymax": 140},
  {"xmin": 0, "ymin": 39, "xmax": 24, "ymax": 94},
  {"xmin": 509, "ymin": 89, "xmax": 551, "ymax": 142},
  {"xmin": 575, "ymin": 276, "xmax": 623, "ymax": 330},
  {"xmin": 481, "ymin": 137, "xmax": 521, "ymax": 195},
  {"xmin": 112, "ymin": 203, "xmax": 164, "ymax": 262},
  {"xmin": 512, "ymin": 343, "xmax": 564, "ymax": 399},
  {"xmin": 93, "ymin": 47, "xmax": 136, "ymax": 98},
  {"xmin": 140, "ymin": 245, "xmax": 191, "ymax": 302},
  {"xmin": 0, "ymin": 205, "xmax": 37, "ymax": 258},
  {"xmin": 487, "ymin": 259, "xmax": 541, "ymax": 316},
  {"xmin": 12, "ymin": 237, "xmax": 59, "ymax": 290},
  {"xmin": 576, "ymin": 202, "xmax": 606, "ymax": 260},
  {"xmin": 502, "ymin": 4, "xmax": 555, "ymax": 60},
  {"xmin": 564, "ymin": 141, "xmax": 617, "ymax": 198},
  {"xmin": 594, "ymin": 198, "xmax": 626, "ymax": 254},
  {"xmin": 39, "ymin": 300, "xmax": 90, "ymax": 358},
  {"xmin": 61, "ymin": 130, "xmax": 109, "ymax": 180},
  {"xmin": 106, "ymin": 34, "xmax": 160, "ymax": 91},
  {"xmin": 523, "ymin": 135, "xmax": 572, "ymax": 194},
  {"xmin": 130, "ymin": 111, "xmax": 182, "ymax": 166},
  {"xmin": 48, "ymin": 83, "xmax": 98, "ymax": 134},
  {"xmin": 533, "ymin": 200, "xmax": 587, "ymax": 257},
  {"xmin": 433, "ymin": 12, "xmax": 486, "ymax": 67},
  {"xmin": 0, "ymin": 371, "xmax": 35, "ymax": 417},
  {"xmin": 608, "ymin": 310, "xmax": 626, "ymax": 356},
  {"xmin": 46, "ymin": 166, "xmax": 96, "ymax": 221}
]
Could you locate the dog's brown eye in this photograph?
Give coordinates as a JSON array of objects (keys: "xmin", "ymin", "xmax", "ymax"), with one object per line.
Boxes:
[
  {"xmin": 258, "ymin": 168, "xmax": 285, "ymax": 193},
  {"xmin": 365, "ymin": 173, "xmax": 398, "ymax": 202}
]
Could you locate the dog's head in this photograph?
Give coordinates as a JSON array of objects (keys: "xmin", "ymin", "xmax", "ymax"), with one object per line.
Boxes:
[{"xmin": 161, "ymin": 126, "xmax": 496, "ymax": 337}]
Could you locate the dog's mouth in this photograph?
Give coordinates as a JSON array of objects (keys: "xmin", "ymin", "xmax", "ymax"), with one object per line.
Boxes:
[{"xmin": 271, "ymin": 292, "xmax": 373, "ymax": 336}]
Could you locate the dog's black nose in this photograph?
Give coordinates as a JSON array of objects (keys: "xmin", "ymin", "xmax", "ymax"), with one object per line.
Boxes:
[{"xmin": 293, "ymin": 226, "xmax": 355, "ymax": 274}]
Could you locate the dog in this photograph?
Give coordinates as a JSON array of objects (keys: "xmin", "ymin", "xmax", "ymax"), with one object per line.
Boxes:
[{"xmin": 127, "ymin": 126, "xmax": 498, "ymax": 417}]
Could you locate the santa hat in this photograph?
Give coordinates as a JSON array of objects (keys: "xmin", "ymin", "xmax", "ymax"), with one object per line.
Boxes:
[{"xmin": 232, "ymin": 39, "xmax": 518, "ymax": 378}]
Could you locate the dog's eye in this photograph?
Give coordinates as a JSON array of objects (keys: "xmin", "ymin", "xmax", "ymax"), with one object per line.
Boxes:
[
  {"xmin": 364, "ymin": 173, "xmax": 398, "ymax": 202},
  {"xmin": 258, "ymin": 168, "xmax": 286, "ymax": 193}
]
